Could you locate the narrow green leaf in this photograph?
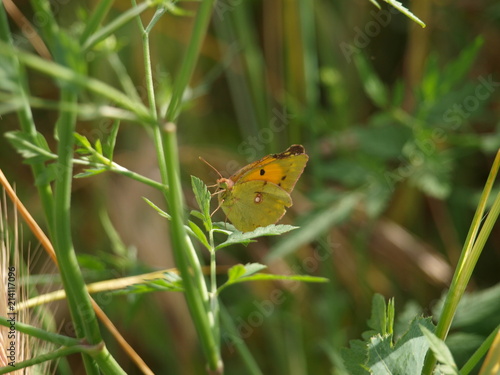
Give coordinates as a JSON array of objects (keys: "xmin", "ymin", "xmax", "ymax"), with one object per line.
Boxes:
[
  {"xmin": 381, "ymin": 0, "xmax": 426, "ymax": 28},
  {"xmin": 111, "ymin": 272, "xmax": 184, "ymax": 294},
  {"xmin": 188, "ymin": 220, "xmax": 211, "ymax": 251},
  {"xmin": 74, "ymin": 168, "xmax": 107, "ymax": 178},
  {"xmin": 227, "ymin": 263, "xmax": 267, "ymax": 283},
  {"xmin": 219, "ymin": 270, "xmax": 328, "ymax": 294},
  {"xmin": 227, "ymin": 264, "xmax": 247, "ymax": 282},
  {"xmin": 191, "ymin": 175, "xmax": 212, "ymax": 225},
  {"xmin": 143, "ymin": 197, "xmax": 171, "ymax": 220},
  {"xmin": 387, "ymin": 298, "xmax": 395, "ymax": 335},
  {"xmin": 104, "ymin": 119, "xmax": 120, "ymax": 160},
  {"xmin": 420, "ymin": 325, "xmax": 459, "ymax": 374},
  {"xmin": 368, "ymin": 0, "xmax": 381, "ymax": 9},
  {"xmin": 5, "ymin": 131, "xmax": 57, "ymax": 163},
  {"xmin": 216, "ymin": 224, "xmax": 298, "ymax": 250},
  {"xmin": 82, "ymin": 1, "xmax": 151, "ymax": 51},
  {"xmin": 353, "ymin": 53, "xmax": 389, "ymax": 109},
  {"xmin": 94, "ymin": 138, "xmax": 103, "ymax": 155},
  {"xmin": 367, "ymin": 294, "xmax": 388, "ymax": 335},
  {"xmin": 190, "ymin": 210, "xmax": 206, "ymax": 222},
  {"xmin": 164, "ymin": 2, "xmax": 195, "ymax": 17},
  {"xmin": 143, "ymin": 198, "xmax": 208, "ymax": 247},
  {"xmin": 73, "ymin": 132, "xmax": 93, "ymax": 150}
]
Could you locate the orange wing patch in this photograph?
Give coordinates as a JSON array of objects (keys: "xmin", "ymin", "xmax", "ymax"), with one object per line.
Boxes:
[{"xmin": 230, "ymin": 145, "xmax": 308, "ymax": 191}]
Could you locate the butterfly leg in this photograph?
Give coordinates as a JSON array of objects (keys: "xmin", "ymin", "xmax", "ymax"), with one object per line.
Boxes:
[{"xmin": 210, "ymin": 197, "xmax": 224, "ymax": 217}]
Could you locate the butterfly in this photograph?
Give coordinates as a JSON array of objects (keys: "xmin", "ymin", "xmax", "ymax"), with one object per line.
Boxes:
[{"xmin": 213, "ymin": 145, "xmax": 308, "ymax": 232}]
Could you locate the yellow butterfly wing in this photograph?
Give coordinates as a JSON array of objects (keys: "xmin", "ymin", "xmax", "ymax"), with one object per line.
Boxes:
[
  {"xmin": 216, "ymin": 145, "xmax": 308, "ymax": 232},
  {"xmin": 230, "ymin": 145, "xmax": 308, "ymax": 193},
  {"xmin": 219, "ymin": 180, "xmax": 292, "ymax": 232}
]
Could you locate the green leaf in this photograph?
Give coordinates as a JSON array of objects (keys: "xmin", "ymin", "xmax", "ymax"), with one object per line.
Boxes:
[
  {"xmin": 163, "ymin": 2, "xmax": 195, "ymax": 17},
  {"xmin": 143, "ymin": 197, "xmax": 209, "ymax": 248},
  {"xmin": 434, "ymin": 282, "xmax": 500, "ymax": 332},
  {"xmin": 227, "ymin": 264, "xmax": 248, "ymax": 281},
  {"xmin": 190, "ymin": 210, "xmax": 206, "ymax": 222},
  {"xmin": 111, "ymin": 272, "xmax": 184, "ymax": 294},
  {"xmin": 215, "ymin": 224, "xmax": 298, "ymax": 250},
  {"xmin": 366, "ymin": 317, "xmax": 435, "ymax": 375},
  {"xmin": 143, "ymin": 197, "xmax": 171, "ymax": 220},
  {"xmin": 74, "ymin": 132, "xmax": 93, "ymax": 150},
  {"xmin": 94, "ymin": 138, "xmax": 103, "ymax": 155},
  {"xmin": 439, "ymin": 36, "xmax": 484, "ymax": 95},
  {"xmin": 34, "ymin": 163, "xmax": 61, "ymax": 186},
  {"xmin": 420, "ymin": 325, "xmax": 459, "ymax": 375},
  {"xmin": 380, "ymin": 0, "xmax": 426, "ymax": 28},
  {"xmin": 218, "ymin": 263, "xmax": 328, "ymax": 294},
  {"xmin": 5, "ymin": 131, "xmax": 56, "ymax": 164},
  {"xmin": 188, "ymin": 220, "xmax": 211, "ymax": 251},
  {"xmin": 342, "ymin": 295, "xmax": 436, "ymax": 375},
  {"xmin": 103, "ymin": 119, "xmax": 120, "ymax": 160},
  {"xmin": 353, "ymin": 53, "xmax": 389, "ymax": 109},
  {"xmin": 341, "ymin": 339, "xmax": 371, "ymax": 375},
  {"xmin": 368, "ymin": 0, "xmax": 381, "ymax": 10},
  {"xmin": 74, "ymin": 167, "xmax": 107, "ymax": 178},
  {"xmin": 367, "ymin": 294, "xmax": 394, "ymax": 336},
  {"xmin": 420, "ymin": 37, "xmax": 483, "ymax": 102},
  {"xmin": 227, "ymin": 263, "xmax": 267, "ymax": 282},
  {"xmin": 191, "ymin": 176, "xmax": 212, "ymax": 229}
]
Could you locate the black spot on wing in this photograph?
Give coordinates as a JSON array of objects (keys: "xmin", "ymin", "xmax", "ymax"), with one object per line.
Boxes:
[
  {"xmin": 260, "ymin": 169, "xmax": 265, "ymax": 176},
  {"xmin": 273, "ymin": 145, "xmax": 305, "ymax": 159}
]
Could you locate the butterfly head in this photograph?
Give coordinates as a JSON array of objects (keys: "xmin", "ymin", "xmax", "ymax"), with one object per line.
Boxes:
[{"xmin": 216, "ymin": 177, "xmax": 233, "ymax": 192}]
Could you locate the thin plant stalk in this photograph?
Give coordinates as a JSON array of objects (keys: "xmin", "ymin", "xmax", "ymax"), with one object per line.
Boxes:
[
  {"xmin": 0, "ymin": 2, "xmax": 55, "ymax": 237},
  {"xmin": 165, "ymin": 0, "xmax": 216, "ymax": 122},
  {"xmin": 162, "ymin": 123, "xmax": 221, "ymax": 372},
  {"xmin": 150, "ymin": 0, "xmax": 222, "ymax": 370},
  {"xmin": 422, "ymin": 149, "xmax": 500, "ymax": 374}
]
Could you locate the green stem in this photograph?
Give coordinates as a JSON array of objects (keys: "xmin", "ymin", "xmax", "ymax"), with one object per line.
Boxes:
[
  {"xmin": 52, "ymin": 90, "xmax": 100, "ymax": 374},
  {"xmin": 158, "ymin": 1, "xmax": 221, "ymax": 369},
  {"xmin": 162, "ymin": 123, "xmax": 221, "ymax": 372},
  {"xmin": 133, "ymin": 3, "xmax": 170, "ymax": 195},
  {"xmin": 0, "ymin": 316, "xmax": 80, "ymax": 347},
  {"xmin": 209, "ymin": 231, "xmax": 220, "ymax": 352},
  {"xmin": 0, "ymin": 3, "xmax": 55, "ymax": 236},
  {"xmin": 134, "ymin": 3, "xmax": 163, "ymax": 116},
  {"xmin": 79, "ymin": 0, "xmax": 114, "ymax": 45},
  {"xmin": 101, "ymin": 161, "xmax": 167, "ymax": 191},
  {"xmin": 165, "ymin": 0, "xmax": 216, "ymax": 122},
  {"xmin": 72, "ymin": 147, "xmax": 168, "ymax": 192},
  {"xmin": 0, "ymin": 42, "xmax": 153, "ymax": 124},
  {"xmin": 0, "ymin": 345, "xmax": 91, "ymax": 375},
  {"xmin": 82, "ymin": 1, "xmax": 151, "ymax": 51}
]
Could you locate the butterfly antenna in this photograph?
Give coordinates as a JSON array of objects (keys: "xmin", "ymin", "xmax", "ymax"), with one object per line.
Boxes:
[{"xmin": 199, "ymin": 156, "xmax": 223, "ymax": 179}]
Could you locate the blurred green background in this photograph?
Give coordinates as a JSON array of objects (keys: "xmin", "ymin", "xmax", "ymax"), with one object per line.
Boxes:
[{"xmin": 1, "ymin": 0, "xmax": 499, "ymax": 374}]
